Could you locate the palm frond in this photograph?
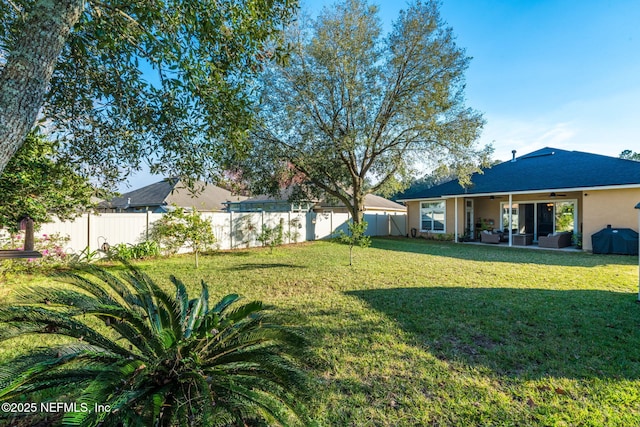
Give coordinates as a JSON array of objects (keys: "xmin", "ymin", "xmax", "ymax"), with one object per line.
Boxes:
[
  {"xmin": 0, "ymin": 344, "xmax": 120, "ymax": 399},
  {"xmin": 5, "ymin": 287, "xmax": 164, "ymax": 358},
  {"xmin": 207, "ymin": 376, "xmax": 306, "ymax": 426},
  {"xmin": 170, "ymin": 275, "xmax": 189, "ymax": 325},
  {"xmin": 0, "ymin": 306, "xmax": 134, "ymax": 357},
  {"xmin": 211, "ymin": 292, "xmax": 241, "ymax": 314},
  {"xmin": 0, "ymin": 262, "xmax": 310, "ymax": 426},
  {"xmin": 122, "ymin": 267, "xmax": 180, "ymax": 335},
  {"xmin": 183, "ymin": 281, "xmax": 210, "ymax": 339}
]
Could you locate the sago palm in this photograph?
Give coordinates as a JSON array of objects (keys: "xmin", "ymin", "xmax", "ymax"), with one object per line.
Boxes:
[{"xmin": 0, "ymin": 264, "xmax": 309, "ymax": 426}]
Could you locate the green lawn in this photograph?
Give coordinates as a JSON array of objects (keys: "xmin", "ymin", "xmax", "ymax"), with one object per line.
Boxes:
[{"xmin": 3, "ymin": 238, "xmax": 640, "ymax": 426}]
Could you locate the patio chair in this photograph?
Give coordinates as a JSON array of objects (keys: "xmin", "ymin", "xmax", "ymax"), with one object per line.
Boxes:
[
  {"xmin": 480, "ymin": 230, "xmax": 501, "ymax": 244},
  {"xmin": 538, "ymin": 232, "xmax": 572, "ymax": 248}
]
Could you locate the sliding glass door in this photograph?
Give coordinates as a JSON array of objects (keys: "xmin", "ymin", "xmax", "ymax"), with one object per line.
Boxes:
[
  {"xmin": 537, "ymin": 203, "xmax": 555, "ymax": 237},
  {"xmin": 503, "ymin": 200, "xmax": 576, "ymax": 240},
  {"xmin": 554, "ymin": 201, "xmax": 575, "ymax": 232}
]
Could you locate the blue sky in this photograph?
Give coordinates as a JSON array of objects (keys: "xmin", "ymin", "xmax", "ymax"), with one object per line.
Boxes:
[
  {"xmin": 304, "ymin": 0, "xmax": 640, "ymax": 162},
  {"xmin": 119, "ymin": 0, "xmax": 640, "ymax": 191}
]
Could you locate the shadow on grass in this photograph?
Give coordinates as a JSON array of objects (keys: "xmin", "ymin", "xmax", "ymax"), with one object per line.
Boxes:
[
  {"xmin": 347, "ymin": 286, "xmax": 640, "ymax": 380},
  {"xmin": 372, "ymin": 237, "xmax": 638, "ymax": 268},
  {"xmin": 224, "ymin": 263, "xmax": 306, "ymax": 271}
]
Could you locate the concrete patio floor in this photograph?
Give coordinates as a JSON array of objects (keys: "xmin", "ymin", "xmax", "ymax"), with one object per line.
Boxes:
[{"xmin": 462, "ymin": 241, "xmax": 583, "ymax": 252}]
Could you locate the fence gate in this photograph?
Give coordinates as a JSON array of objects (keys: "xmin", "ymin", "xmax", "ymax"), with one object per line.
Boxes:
[{"xmin": 390, "ymin": 214, "xmax": 407, "ymax": 236}]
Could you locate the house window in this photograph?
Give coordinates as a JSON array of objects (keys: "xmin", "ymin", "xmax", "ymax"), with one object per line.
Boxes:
[{"xmin": 421, "ymin": 201, "xmax": 446, "ymax": 232}]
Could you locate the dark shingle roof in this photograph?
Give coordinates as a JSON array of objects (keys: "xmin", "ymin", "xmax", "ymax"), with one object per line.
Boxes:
[
  {"xmin": 109, "ymin": 179, "xmax": 175, "ymax": 208},
  {"xmin": 398, "ymin": 147, "xmax": 640, "ymax": 200},
  {"xmin": 316, "ymin": 194, "xmax": 406, "ymax": 211},
  {"xmin": 234, "ymin": 193, "xmax": 405, "ymax": 211},
  {"xmin": 107, "ymin": 178, "xmax": 245, "ymax": 211}
]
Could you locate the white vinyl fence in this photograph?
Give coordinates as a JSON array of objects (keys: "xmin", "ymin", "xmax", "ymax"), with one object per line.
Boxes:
[{"xmin": 35, "ymin": 211, "xmax": 406, "ymax": 254}]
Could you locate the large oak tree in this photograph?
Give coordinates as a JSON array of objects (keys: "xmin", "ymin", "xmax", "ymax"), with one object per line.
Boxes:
[
  {"xmin": 0, "ymin": 0, "xmax": 297, "ymax": 185},
  {"xmin": 240, "ymin": 0, "xmax": 492, "ymax": 222}
]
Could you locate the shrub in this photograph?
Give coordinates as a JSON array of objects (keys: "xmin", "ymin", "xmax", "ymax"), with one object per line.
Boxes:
[
  {"xmin": 420, "ymin": 232, "xmax": 455, "ymax": 242},
  {"xmin": 258, "ymin": 219, "xmax": 285, "ymax": 253},
  {"xmin": 0, "ymin": 264, "xmax": 310, "ymax": 426},
  {"xmin": 149, "ymin": 206, "xmax": 216, "ymax": 267},
  {"xmin": 108, "ymin": 241, "xmax": 160, "ymax": 261},
  {"xmin": 0, "ymin": 232, "xmax": 70, "ymax": 274},
  {"xmin": 285, "ymin": 217, "xmax": 303, "ymax": 243}
]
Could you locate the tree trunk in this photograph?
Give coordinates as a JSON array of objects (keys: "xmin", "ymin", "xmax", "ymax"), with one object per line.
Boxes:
[
  {"xmin": 351, "ymin": 190, "xmax": 365, "ymax": 224},
  {"xmin": 23, "ymin": 217, "xmax": 35, "ymax": 251},
  {"xmin": 0, "ymin": 0, "xmax": 85, "ymax": 175}
]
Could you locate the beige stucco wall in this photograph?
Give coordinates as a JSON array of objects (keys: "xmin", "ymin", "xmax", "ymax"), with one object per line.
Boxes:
[
  {"xmin": 405, "ymin": 201, "xmax": 421, "ymax": 235},
  {"xmin": 406, "ymin": 189, "xmax": 640, "ymax": 251},
  {"xmin": 406, "ymin": 192, "xmax": 587, "ymax": 241},
  {"xmin": 406, "ymin": 198, "xmax": 481, "ymax": 238},
  {"xmin": 582, "ymin": 188, "xmax": 640, "ymax": 252},
  {"xmin": 474, "ymin": 199, "xmax": 500, "ymax": 230}
]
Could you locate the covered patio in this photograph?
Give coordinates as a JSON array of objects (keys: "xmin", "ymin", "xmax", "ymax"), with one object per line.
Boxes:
[
  {"xmin": 398, "ymin": 147, "xmax": 640, "ymax": 252},
  {"xmin": 464, "ymin": 239, "xmax": 582, "ymax": 252},
  {"xmin": 450, "ymin": 189, "xmax": 581, "ymax": 249}
]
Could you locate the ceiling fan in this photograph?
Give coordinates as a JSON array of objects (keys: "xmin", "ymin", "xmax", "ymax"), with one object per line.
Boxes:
[{"xmin": 549, "ymin": 192, "xmax": 566, "ymax": 197}]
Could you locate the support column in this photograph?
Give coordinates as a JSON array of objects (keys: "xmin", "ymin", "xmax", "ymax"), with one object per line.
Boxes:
[
  {"xmin": 635, "ymin": 202, "xmax": 640, "ymax": 301},
  {"xmin": 454, "ymin": 197, "xmax": 459, "ymax": 243},
  {"xmin": 508, "ymin": 194, "xmax": 513, "ymax": 247}
]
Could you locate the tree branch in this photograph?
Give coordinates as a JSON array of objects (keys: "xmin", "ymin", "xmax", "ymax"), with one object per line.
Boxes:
[{"xmin": 4, "ymin": 0, "xmax": 24, "ymax": 17}]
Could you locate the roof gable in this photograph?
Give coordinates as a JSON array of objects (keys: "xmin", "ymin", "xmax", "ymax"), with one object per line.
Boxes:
[
  {"xmin": 108, "ymin": 179, "xmax": 175, "ymax": 208},
  {"xmin": 108, "ymin": 178, "xmax": 245, "ymax": 211},
  {"xmin": 399, "ymin": 147, "xmax": 640, "ymax": 199}
]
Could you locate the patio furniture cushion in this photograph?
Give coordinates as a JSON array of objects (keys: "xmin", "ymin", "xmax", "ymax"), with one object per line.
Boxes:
[
  {"xmin": 538, "ymin": 232, "xmax": 572, "ymax": 248},
  {"xmin": 480, "ymin": 230, "xmax": 501, "ymax": 244}
]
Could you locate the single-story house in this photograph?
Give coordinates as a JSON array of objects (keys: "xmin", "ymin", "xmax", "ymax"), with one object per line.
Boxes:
[
  {"xmin": 396, "ymin": 147, "xmax": 640, "ymax": 252},
  {"xmin": 99, "ymin": 178, "xmax": 247, "ymax": 213},
  {"xmin": 225, "ymin": 193, "xmax": 315, "ymax": 213},
  {"xmin": 226, "ymin": 193, "xmax": 406, "ymax": 215},
  {"xmin": 314, "ymin": 194, "xmax": 407, "ymax": 215}
]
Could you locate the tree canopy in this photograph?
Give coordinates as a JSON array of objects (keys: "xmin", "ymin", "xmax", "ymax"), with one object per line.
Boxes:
[
  {"xmin": 620, "ymin": 150, "xmax": 640, "ymax": 161},
  {"xmin": 237, "ymin": 0, "xmax": 492, "ymax": 222},
  {"xmin": 0, "ymin": 0, "xmax": 298, "ymax": 186},
  {"xmin": 0, "ymin": 131, "xmax": 95, "ymax": 232}
]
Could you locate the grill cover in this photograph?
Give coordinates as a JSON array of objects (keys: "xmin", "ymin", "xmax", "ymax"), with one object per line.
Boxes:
[{"xmin": 591, "ymin": 227, "xmax": 639, "ymax": 255}]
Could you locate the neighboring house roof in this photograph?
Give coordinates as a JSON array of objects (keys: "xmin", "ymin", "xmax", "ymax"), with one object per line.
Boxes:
[
  {"xmin": 239, "ymin": 192, "xmax": 315, "ymax": 205},
  {"xmin": 398, "ymin": 147, "xmax": 640, "ymax": 200},
  {"xmin": 226, "ymin": 192, "xmax": 406, "ymax": 212},
  {"xmin": 225, "ymin": 187, "xmax": 317, "ymax": 211},
  {"xmin": 317, "ymin": 194, "xmax": 406, "ymax": 212},
  {"xmin": 104, "ymin": 178, "xmax": 246, "ymax": 211}
]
